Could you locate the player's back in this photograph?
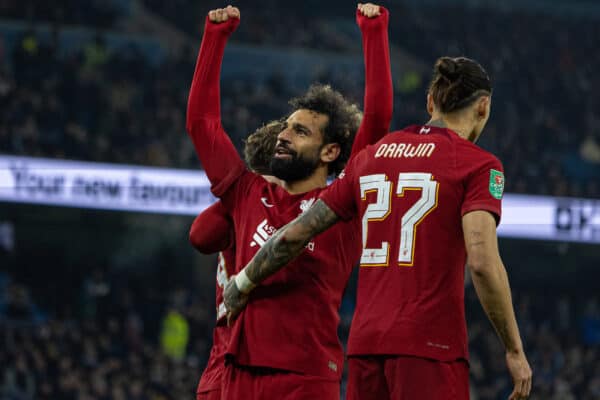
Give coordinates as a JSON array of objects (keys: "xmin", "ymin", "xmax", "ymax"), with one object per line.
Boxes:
[{"xmin": 345, "ymin": 124, "xmax": 503, "ymax": 362}]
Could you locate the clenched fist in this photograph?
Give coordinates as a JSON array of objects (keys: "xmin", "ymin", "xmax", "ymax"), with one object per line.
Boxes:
[
  {"xmin": 357, "ymin": 3, "xmax": 381, "ymax": 18},
  {"xmin": 208, "ymin": 5, "xmax": 240, "ymax": 23}
]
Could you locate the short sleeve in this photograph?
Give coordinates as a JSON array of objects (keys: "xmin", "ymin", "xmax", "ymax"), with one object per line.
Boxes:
[
  {"xmin": 319, "ymin": 153, "xmax": 362, "ymax": 221},
  {"xmin": 461, "ymin": 156, "xmax": 504, "ymax": 224}
]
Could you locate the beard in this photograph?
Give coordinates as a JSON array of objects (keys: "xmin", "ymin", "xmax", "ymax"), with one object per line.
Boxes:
[{"xmin": 269, "ymin": 148, "xmax": 321, "ymax": 183}]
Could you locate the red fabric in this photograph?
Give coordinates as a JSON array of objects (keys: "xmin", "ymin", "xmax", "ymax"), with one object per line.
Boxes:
[
  {"xmin": 347, "ymin": 356, "xmax": 469, "ymax": 400},
  {"xmin": 190, "ymin": 201, "xmax": 233, "ymax": 254},
  {"xmin": 197, "ymin": 249, "xmax": 235, "ymax": 392},
  {"xmin": 186, "ymin": 9, "xmax": 392, "ymax": 379},
  {"xmin": 186, "ymin": 16, "xmax": 247, "ymax": 198},
  {"xmin": 320, "ymin": 125, "xmax": 503, "ymax": 361},
  {"xmin": 350, "ymin": 7, "xmax": 393, "ymax": 158},
  {"xmin": 221, "ymin": 364, "xmax": 339, "ymax": 400},
  {"xmin": 196, "ymin": 389, "xmax": 221, "ymax": 400}
]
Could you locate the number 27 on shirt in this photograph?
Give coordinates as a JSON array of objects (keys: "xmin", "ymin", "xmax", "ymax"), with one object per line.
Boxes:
[{"xmin": 360, "ymin": 173, "xmax": 439, "ymax": 267}]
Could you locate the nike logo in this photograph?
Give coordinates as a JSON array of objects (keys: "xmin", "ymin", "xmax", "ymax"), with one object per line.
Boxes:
[{"xmin": 261, "ymin": 197, "xmax": 274, "ymax": 208}]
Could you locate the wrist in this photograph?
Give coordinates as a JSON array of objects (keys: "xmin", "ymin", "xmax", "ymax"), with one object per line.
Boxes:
[
  {"xmin": 204, "ymin": 17, "xmax": 239, "ymax": 35},
  {"xmin": 356, "ymin": 8, "xmax": 389, "ymax": 28},
  {"xmin": 235, "ymin": 269, "xmax": 256, "ymax": 294}
]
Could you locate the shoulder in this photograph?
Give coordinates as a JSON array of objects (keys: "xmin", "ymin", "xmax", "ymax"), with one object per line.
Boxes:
[
  {"xmin": 455, "ymin": 138, "xmax": 503, "ymax": 174},
  {"xmin": 221, "ymin": 169, "xmax": 268, "ymax": 201},
  {"xmin": 241, "ymin": 170, "xmax": 270, "ymax": 188}
]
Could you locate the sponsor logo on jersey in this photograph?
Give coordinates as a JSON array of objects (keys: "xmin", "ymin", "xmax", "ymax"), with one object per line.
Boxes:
[
  {"xmin": 419, "ymin": 127, "xmax": 431, "ymax": 134},
  {"xmin": 489, "ymin": 169, "xmax": 505, "ymax": 199},
  {"xmin": 250, "ymin": 218, "xmax": 315, "ymax": 251},
  {"xmin": 250, "ymin": 219, "xmax": 277, "ymax": 247}
]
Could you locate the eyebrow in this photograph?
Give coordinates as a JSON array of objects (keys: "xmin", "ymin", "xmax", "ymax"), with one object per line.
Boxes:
[{"xmin": 292, "ymin": 122, "xmax": 312, "ymax": 135}]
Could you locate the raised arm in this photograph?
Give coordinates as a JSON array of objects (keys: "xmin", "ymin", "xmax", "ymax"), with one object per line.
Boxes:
[
  {"xmin": 189, "ymin": 201, "xmax": 233, "ymax": 254},
  {"xmin": 223, "ymin": 200, "xmax": 340, "ymax": 322},
  {"xmin": 350, "ymin": 3, "xmax": 393, "ymax": 157},
  {"xmin": 462, "ymin": 211, "xmax": 532, "ymax": 400},
  {"xmin": 185, "ymin": 6, "xmax": 246, "ymax": 194}
]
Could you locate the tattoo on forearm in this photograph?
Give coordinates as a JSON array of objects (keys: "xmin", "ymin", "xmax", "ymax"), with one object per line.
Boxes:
[{"xmin": 245, "ymin": 200, "xmax": 339, "ymax": 284}]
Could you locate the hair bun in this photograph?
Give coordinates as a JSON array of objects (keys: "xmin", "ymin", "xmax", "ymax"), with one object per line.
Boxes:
[{"xmin": 436, "ymin": 57, "xmax": 460, "ymax": 81}]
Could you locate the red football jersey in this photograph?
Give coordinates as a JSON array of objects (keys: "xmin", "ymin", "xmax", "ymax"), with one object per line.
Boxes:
[
  {"xmin": 219, "ymin": 174, "xmax": 361, "ymax": 379},
  {"xmin": 320, "ymin": 125, "xmax": 504, "ymax": 362},
  {"xmin": 197, "ymin": 249, "xmax": 235, "ymax": 392}
]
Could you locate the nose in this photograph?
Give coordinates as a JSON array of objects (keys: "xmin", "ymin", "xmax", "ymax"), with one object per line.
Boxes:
[{"xmin": 277, "ymin": 126, "xmax": 292, "ymax": 142}]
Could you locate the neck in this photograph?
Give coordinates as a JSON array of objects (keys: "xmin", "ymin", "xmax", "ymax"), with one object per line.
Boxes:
[
  {"xmin": 261, "ymin": 175, "xmax": 284, "ymax": 187},
  {"xmin": 281, "ymin": 166, "xmax": 329, "ymax": 195},
  {"xmin": 427, "ymin": 114, "xmax": 474, "ymax": 142}
]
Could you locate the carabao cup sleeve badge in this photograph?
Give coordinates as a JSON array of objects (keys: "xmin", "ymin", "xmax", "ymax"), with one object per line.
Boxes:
[{"xmin": 489, "ymin": 169, "xmax": 505, "ymax": 200}]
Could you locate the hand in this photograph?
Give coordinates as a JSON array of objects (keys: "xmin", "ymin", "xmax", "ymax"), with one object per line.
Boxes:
[
  {"xmin": 206, "ymin": 5, "xmax": 240, "ymax": 35},
  {"xmin": 224, "ymin": 277, "xmax": 249, "ymax": 326},
  {"xmin": 506, "ymin": 350, "xmax": 532, "ymax": 400},
  {"xmin": 357, "ymin": 3, "xmax": 381, "ymax": 18},
  {"xmin": 208, "ymin": 5, "xmax": 240, "ymax": 23}
]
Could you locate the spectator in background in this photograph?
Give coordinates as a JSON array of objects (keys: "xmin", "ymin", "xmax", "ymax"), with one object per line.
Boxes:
[
  {"xmin": 83, "ymin": 34, "xmax": 109, "ymax": 74},
  {"xmin": 160, "ymin": 306, "xmax": 189, "ymax": 361}
]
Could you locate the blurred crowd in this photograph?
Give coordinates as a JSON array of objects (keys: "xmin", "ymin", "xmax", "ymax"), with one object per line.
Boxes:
[
  {"xmin": 2, "ymin": 2, "xmax": 600, "ymax": 197},
  {"xmin": 0, "ymin": 29, "xmax": 197, "ymax": 168},
  {"xmin": 143, "ymin": 0, "xmax": 356, "ymax": 52},
  {"xmin": 389, "ymin": 5, "xmax": 600, "ymax": 198},
  {"xmin": 0, "ymin": 270, "xmax": 214, "ymax": 400},
  {"xmin": 1, "ymin": 269, "xmax": 599, "ymax": 400},
  {"xmin": 0, "ymin": 1, "xmax": 119, "ymax": 28},
  {"xmin": 465, "ymin": 289, "xmax": 600, "ymax": 400}
]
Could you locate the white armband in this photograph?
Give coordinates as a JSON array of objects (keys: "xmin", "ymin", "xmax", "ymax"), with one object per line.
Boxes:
[{"xmin": 235, "ymin": 269, "xmax": 256, "ymax": 294}]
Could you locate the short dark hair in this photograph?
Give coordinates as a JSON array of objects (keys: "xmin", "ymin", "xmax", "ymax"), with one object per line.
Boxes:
[
  {"xmin": 289, "ymin": 84, "xmax": 361, "ymax": 176},
  {"xmin": 429, "ymin": 57, "xmax": 492, "ymax": 114},
  {"xmin": 243, "ymin": 120, "xmax": 284, "ymax": 175}
]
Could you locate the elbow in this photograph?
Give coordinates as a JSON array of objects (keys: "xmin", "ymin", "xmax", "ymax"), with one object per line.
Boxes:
[
  {"xmin": 189, "ymin": 230, "xmax": 210, "ymax": 254},
  {"xmin": 189, "ymin": 226, "xmax": 226, "ymax": 254},
  {"xmin": 466, "ymin": 253, "xmax": 499, "ymax": 278},
  {"xmin": 466, "ymin": 259, "xmax": 489, "ymax": 277}
]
